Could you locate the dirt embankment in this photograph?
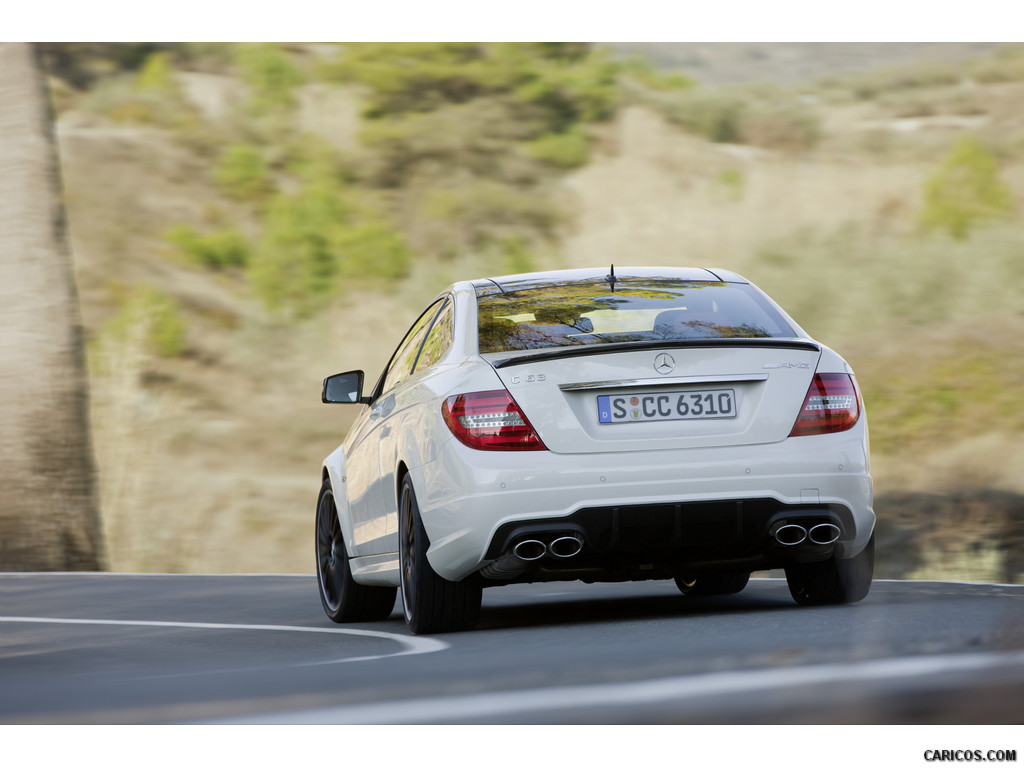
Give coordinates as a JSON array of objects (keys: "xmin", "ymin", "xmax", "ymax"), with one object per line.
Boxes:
[{"xmin": 875, "ymin": 490, "xmax": 1024, "ymax": 583}]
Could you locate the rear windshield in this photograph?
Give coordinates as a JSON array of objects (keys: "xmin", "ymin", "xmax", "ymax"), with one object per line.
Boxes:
[{"xmin": 476, "ymin": 278, "xmax": 796, "ymax": 354}]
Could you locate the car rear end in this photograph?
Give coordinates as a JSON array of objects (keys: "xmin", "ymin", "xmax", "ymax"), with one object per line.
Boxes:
[{"xmin": 415, "ymin": 269, "xmax": 873, "ymax": 587}]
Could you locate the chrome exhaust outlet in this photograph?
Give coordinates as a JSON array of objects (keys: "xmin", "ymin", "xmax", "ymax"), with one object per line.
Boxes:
[
  {"xmin": 548, "ymin": 536, "xmax": 583, "ymax": 559},
  {"xmin": 808, "ymin": 523, "xmax": 841, "ymax": 545},
  {"xmin": 512, "ymin": 539, "xmax": 547, "ymax": 561},
  {"xmin": 774, "ymin": 524, "xmax": 808, "ymax": 546}
]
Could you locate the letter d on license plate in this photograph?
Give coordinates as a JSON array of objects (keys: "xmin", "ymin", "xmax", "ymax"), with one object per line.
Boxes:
[{"xmin": 598, "ymin": 389, "xmax": 737, "ymax": 424}]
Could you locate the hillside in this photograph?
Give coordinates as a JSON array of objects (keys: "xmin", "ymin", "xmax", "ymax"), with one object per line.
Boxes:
[
  {"xmin": 43, "ymin": 43, "xmax": 1024, "ymax": 580},
  {"xmin": 611, "ymin": 43, "xmax": 1002, "ymax": 85}
]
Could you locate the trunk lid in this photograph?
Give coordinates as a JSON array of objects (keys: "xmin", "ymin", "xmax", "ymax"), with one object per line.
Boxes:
[{"xmin": 486, "ymin": 340, "xmax": 821, "ymax": 454}]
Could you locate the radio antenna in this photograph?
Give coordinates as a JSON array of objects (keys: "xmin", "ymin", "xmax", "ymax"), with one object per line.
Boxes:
[{"xmin": 605, "ymin": 264, "xmax": 617, "ymax": 293}]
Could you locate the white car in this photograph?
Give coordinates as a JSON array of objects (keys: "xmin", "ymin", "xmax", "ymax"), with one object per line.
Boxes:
[{"xmin": 317, "ymin": 267, "xmax": 874, "ymax": 634}]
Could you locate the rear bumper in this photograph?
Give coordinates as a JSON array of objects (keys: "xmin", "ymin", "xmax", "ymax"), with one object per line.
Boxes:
[{"xmin": 414, "ymin": 427, "xmax": 873, "ymax": 581}]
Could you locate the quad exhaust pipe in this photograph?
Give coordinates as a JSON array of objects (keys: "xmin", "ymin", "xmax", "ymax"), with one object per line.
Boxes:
[
  {"xmin": 482, "ymin": 534, "xmax": 585, "ymax": 579},
  {"xmin": 512, "ymin": 539, "xmax": 547, "ymax": 561},
  {"xmin": 772, "ymin": 522, "xmax": 842, "ymax": 547},
  {"xmin": 808, "ymin": 523, "xmax": 842, "ymax": 545},
  {"xmin": 549, "ymin": 536, "xmax": 584, "ymax": 559},
  {"xmin": 512, "ymin": 536, "xmax": 584, "ymax": 561}
]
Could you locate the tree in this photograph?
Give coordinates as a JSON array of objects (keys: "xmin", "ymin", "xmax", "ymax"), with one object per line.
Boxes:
[{"xmin": 0, "ymin": 43, "xmax": 106, "ymax": 570}]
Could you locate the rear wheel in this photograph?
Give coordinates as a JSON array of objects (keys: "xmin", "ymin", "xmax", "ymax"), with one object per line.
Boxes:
[
  {"xmin": 315, "ymin": 479, "xmax": 397, "ymax": 622},
  {"xmin": 786, "ymin": 534, "xmax": 874, "ymax": 606},
  {"xmin": 675, "ymin": 571, "xmax": 750, "ymax": 597},
  {"xmin": 399, "ymin": 474, "xmax": 481, "ymax": 634}
]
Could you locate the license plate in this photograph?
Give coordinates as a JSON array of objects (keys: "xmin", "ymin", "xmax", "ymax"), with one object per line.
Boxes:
[{"xmin": 597, "ymin": 389, "xmax": 737, "ymax": 424}]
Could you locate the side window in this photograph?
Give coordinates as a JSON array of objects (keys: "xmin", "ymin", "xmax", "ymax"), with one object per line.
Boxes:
[
  {"xmin": 380, "ymin": 300, "xmax": 443, "ymax": 395},
  {"xmin": 414, "ymin": 299, "xmax": 454, "ymax": 371}
]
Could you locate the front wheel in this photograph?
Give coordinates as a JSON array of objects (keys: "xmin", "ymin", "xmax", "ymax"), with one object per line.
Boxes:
[
  {"xmin": 785, "ymin": 534, "xmax": 874, "ymax": 606},
  {"xmin": 399, "ymin": 475, "xmax": 481, "ymax": 634},
  {"xmin": 315, "ymin": 480, "xmax": 396, "ymax": 622}
]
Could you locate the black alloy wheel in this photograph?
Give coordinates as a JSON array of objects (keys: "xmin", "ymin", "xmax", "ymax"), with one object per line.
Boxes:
[
  {"xmin": 785, "ymin": 533, "xmax": 874, "ymax": 606},
  {"xmin": 315, "ymin": 479, "xmax": 396, "ymax": 622},
  {"xmin": 399, "ymin": 474, "xmax": 481, "ymax": 634}
]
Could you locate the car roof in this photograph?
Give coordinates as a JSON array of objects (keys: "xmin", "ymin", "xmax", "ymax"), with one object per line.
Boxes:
[{"xmin": 469, "ymin": 267, "xmax": 747, "ymax": 297}]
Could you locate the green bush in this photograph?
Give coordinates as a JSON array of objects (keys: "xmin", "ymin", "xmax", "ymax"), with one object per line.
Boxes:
[
  {"xmin": 249, "ymin": 185, "xmax": 344, "ymax": 316},
  {"xmin": 920, "ymin": 135, "xmax": 1015, "ymax": 239},
  {"xmin": 235, "ymin": 43, "xmax": 305, "ymax": 112},
  {"xmin": 336, "ymin": 221, "xmax": 412, "ymax": 282},
  {"xmin": 135, "ymin": 51, "xmax": 176, "ymax": 92},
  {"xmin": 619, "ymin": 57, "xmax": 695, "ymax": 93},
  {"xmin": 326, "ymin": 42, "xmax": 491, "ymax": 117},
  {"xmin": 247, "ymin": 180, "xmax": 412, "ymax": 315},
  {"xmin": 523, "ymin": 126, "xmax": 590, "ymax": 168},
  {"xmin": 213, "ymin": 144, "xmax": 274, "ymax": 202},
  {"xmin": 165, "ymin": 225, "xmax": 249, "ymax": 269},
  {"xmin": 106, "ymin": 286, "xmax": 188, "ymax": 358}
]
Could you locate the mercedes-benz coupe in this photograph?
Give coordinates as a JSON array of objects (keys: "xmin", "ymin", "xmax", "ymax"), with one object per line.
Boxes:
[{"xmin": 317, "ymin": 267, "xmax": 874, "ymax": 634}]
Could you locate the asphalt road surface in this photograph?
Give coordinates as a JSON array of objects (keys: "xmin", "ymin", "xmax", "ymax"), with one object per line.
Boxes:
[{"xmin": 1, "ymin": 573, "xmax": 1023, "ymax": 724}]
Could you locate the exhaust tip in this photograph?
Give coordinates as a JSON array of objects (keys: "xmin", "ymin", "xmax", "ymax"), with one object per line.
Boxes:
[
  {"xmin": 774, "ymin": 524, "xmax": 808, "ymax": 546},
  {"xmin": 549, "ymin": 535, "xmax": 583, "ymax": 559},
  {"xmin": 512, "ymin": 539, "xmax": 546, "ymax": 562},
  {"xmin": 808, "ymin": 523, "xmax": 841, "ymax": 545}
]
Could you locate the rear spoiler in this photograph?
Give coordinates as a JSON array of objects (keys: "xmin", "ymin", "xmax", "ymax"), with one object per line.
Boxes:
[{"xmin": 489, "ymin": 338, "xmax": 822, "ymax": 369}]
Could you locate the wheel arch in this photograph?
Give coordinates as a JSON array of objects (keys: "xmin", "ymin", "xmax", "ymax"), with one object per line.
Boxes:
[
  {"xmin": 395, "ymin": 460, "xmax": 411, "ymax": 505},
  {"xmin": 321, "ymin": 445, "xmax": 356, "ymax": 557}
]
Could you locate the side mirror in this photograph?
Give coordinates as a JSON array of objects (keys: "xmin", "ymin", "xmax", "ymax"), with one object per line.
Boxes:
[{"xmin": 322, "ymin": 370, "xmax": 370, "ymax": 404}]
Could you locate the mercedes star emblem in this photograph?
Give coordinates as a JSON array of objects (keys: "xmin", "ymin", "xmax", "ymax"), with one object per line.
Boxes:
[{"xmin": 654, "ymin": 353, "xmax": 676, "ymax": 375}]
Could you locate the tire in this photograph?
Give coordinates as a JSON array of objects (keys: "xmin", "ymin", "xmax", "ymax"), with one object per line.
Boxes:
[
  {"xmin": 675, "ymin": 571, "xmax": 750, "ymax": 597},
  {"xmin": 785, "ymin": 534, "xmax": 874, "ymax": 606},
  {"xmin": 399, "ymin": 474, "xmax": 482, "ymax": 634},
  {"xmin": 315, "ymin": 479, "xmax": 397, "ymax": 622}
]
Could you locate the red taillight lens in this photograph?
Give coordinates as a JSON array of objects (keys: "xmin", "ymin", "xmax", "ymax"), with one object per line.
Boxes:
[
  {"xmin": 441, "ymin": 390, "xmax": 547, "ymax": 451},
  {"xmin": 789, "ymin": 373, "xmax": 861, "ymax": 437}
]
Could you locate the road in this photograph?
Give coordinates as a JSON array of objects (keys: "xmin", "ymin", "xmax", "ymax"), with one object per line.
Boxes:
[{"xmin": 1, "ymin": 573, "xmax": 1023, "ymax": 724}]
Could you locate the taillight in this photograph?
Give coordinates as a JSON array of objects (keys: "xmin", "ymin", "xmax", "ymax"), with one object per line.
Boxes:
[
  {"xmin": 789, "ymin": 373, "xmax": 861, "ymax": 437},
  {"xmin": 441, "ymin": 390, "xmax": 547, "ymax": 451}
]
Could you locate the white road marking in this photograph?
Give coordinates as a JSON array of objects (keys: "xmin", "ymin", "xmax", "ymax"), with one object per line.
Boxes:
[
  {"xmin": 204, "ymin": 648, "xmax": 1024, "ymax": 724},
  {"xmin": 0, "ymin": 616, "xmax": 448, "ymax": 664}
]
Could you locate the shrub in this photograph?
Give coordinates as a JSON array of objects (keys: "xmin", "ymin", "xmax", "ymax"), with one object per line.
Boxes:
[
  {"xmin": 165, "ymin": 225, "xmax": 249, "ymax": 269},
  {"xmin": 920, "ymin": 135, "xmax": 1015, "ymax": 239},
  {"xmin": 336, "ymin": 221, "xmax": 412, "ymax": 282},
  {"xmin": 249, "ymin": 185, "xmax": 344, "ymax": 316},
  {"xmin": 213, "ymin": 144, "xmax": 274, "ymax": 202},
  {"xmin": 106, "ymin": 286, "xmax": 187, "ymax": 358},
  {"xmin": 234, "ymin": 43, "xmax": 305, "ymax": 112},
  {"xmin": 523, "ymin": 126, "xmax": 590, "ymax": 168},
  {"xmin": 135, "ymin": 51, "xmax": 176, "ymax": 92}
]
